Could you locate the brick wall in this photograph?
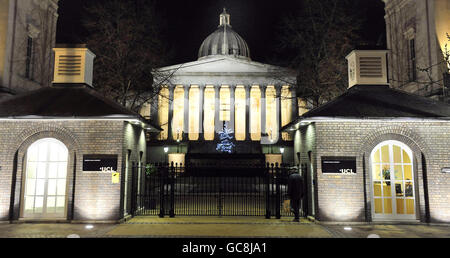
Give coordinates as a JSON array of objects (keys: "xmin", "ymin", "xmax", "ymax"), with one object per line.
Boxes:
[
  {"xmin": 303, "ymin": 121, "xmax": 450, "ymax": 223},
  {"xmin": 121, "ymin": 123, "xmax": 147, "ymax": 217},
  {"xmin": 293, "ymin": 124, "xmax": 317, "ymax": 217},
  {"xmin": 0, "ymin": 120, "xmax": 144, "ymax": 222}
]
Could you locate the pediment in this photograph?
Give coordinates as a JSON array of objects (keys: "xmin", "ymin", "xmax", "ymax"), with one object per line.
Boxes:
[{"xmin": 156, "ymin": 56, "xmax": 292, "ymax": 75}]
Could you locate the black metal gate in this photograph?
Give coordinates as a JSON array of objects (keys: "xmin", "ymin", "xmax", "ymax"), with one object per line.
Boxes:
[{"xmin": 130, "ymin": 162, "xmax": 306, "ymax": 218}]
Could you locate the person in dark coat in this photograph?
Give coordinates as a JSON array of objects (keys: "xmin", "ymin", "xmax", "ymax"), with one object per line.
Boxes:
[{"xmin": 288, "ymin": 172, "xmax": 304, "ymax": 222}]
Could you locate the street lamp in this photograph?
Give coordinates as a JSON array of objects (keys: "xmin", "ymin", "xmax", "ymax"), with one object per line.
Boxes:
[
  {"xmin": 280, "ymin": 147, "xmax": 285, "ymax": 164},
  {"xmin": 163, "ymin": 146, "xmax": 169, "ymax": 163}
]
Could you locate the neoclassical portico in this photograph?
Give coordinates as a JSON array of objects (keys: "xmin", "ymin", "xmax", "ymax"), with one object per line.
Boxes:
[
  {"xmin": 148, "ymin": 83, "xmax": 298, "ymax": 143},
  {"xmin": 142, "ymin": 9, "xmax": 300, "ymax": 161}
]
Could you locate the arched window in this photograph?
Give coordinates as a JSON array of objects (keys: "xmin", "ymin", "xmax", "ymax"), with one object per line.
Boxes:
[
  {"xmin": 371, "ymin": 140, "xmax": 416, "ymax": 220},
  {"xmin": 23, "ymin": 138, "xmax": 68, "ymax": 218}
]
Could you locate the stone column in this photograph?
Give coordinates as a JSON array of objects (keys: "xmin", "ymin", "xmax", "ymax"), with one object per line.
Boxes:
[
  {"xmin": 229, "ymin": 85, "xmax": 235, "ymax": 134},
  {"xmin": 291, "ymin": 86, "xmax": 299, "ymax": 120},
  {"xmin": 199, "ymin": 85, "xmax": 205, "ymax": 140},
  {"xmin": 184, "ymin": 85, "xmax": 190, "ymax": 141},
  {"xmin": 275, "ymin": 86, "xmax": 282, "ymax": 143},
  {"xmin": 245, "ymin": 85, "xmax": 251, "ymax": 142},
  {"xmin": 214, "ymin": 85, "xmax": 221, "ymax": 137},
  {"xmin": 260, "ymin": 85, "xmax": 267, "ymax": 141},
  {"xmin": 168, "ymin": 85, "xmax": 175, "ymax": 141}
]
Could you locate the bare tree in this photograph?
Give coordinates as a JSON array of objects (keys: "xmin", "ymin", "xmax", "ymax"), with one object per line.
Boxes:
[
  {"xmin": 416, "ymin": 33, "xmax": 450, "ymax": 99},
  {"xmin": 275, "ymin": 0, "xmax": 363, "ymax": 108},
  {"xmin": 82, "ymin": 0, "xmax": 174, "ymax": 112},
  {"xmin": 385, "ymin": 4, "xmax": 450, "ymax": 100}
]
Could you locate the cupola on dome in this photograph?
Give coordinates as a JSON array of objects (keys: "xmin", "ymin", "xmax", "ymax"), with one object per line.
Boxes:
[{"xmin": 198, "ymin": 8, "xmax": 251, "ymax": 60}]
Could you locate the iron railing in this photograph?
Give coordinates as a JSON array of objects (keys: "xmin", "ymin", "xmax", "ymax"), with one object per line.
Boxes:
[{"xmin": 130, "ymin": 162, "xmax": 306, "ymax": 218}]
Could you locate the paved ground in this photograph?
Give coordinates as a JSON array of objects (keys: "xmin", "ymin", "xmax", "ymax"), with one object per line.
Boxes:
[{"xmin": 0, "ymin": 216, "xmax": 449, "ymax": 238}]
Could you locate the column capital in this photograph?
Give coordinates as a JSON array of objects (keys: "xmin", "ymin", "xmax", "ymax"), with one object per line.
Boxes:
[{"xmin": 275, "ymin": 86, "xmax": 282, "ymax": 95}]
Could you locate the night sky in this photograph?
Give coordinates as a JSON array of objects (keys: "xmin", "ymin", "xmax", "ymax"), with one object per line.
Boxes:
[{"xmin": 56, "ymin": 0, "xmax": 386, "ymax": 65}]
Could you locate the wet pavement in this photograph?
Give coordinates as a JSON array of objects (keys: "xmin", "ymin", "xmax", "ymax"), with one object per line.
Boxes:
[{"xmin": 0, "ymin": 217, "xmax": 449, "ymax": 238}]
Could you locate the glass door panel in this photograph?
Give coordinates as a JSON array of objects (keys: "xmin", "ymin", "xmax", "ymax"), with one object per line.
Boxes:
[
  {"xmin": 23, "ymin": 138, "xmax": 68, "ymax": 218},
  {"xmin": 371, "ymin": 141, "xmax": 416, "ymax": 220}
]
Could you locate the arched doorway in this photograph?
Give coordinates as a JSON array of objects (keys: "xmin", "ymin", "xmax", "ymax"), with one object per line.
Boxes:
[
  {"xmin": 370, "ymin": 140, "xmax": 417, "ymax": 221},
  {"xmin": 22, "ymin": 138, "xmax": 69, "ymax": 219}
]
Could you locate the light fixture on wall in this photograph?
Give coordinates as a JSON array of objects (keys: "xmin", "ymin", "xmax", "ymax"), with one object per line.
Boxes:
[
  {"xmin": 176, "ymin": 129, "xmax": 181, "ymax": 143},
  {"xmin": 164, "ymin": 147, "xmax": 169, "ymax": 153},
  {"xmin": 280, "ymin": 147, "xmax": 285, "ymax": 154}
]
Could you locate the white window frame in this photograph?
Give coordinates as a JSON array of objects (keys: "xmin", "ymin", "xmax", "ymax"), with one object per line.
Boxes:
[
  {"xmin": 21, "ymin": 138, "xmax": 69, "ymax": 219},
  {"xmin": 369, "ymin": 140, "xmax": 418, "ymax": 221}
]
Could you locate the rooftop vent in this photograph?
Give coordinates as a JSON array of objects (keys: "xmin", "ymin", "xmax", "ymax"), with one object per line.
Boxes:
[
  {"xmin": 52, "ymin": 45, "xmax": 96, "ymax": 87},
  {"xmin": 346, "ymin": 50, "xmax": 388, "ymax": 88}
]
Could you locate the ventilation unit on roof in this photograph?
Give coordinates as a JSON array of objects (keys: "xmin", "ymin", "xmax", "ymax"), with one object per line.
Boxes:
[
  {"xmin": 346, "ymin": 50, "xmax": 389, "ymax": 88},
  {"xmin": 52, "ymin": 45, "xmax": 96, "ymax": 87}
]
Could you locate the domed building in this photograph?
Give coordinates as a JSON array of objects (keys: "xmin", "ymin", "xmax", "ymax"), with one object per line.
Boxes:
[
  {"xmin": 142, "ymin": 9, "xmax": 300, "ymax": 166},
  {"xmin": 197, "ymin": 9, "xmax": 251, "ymax": 61}
]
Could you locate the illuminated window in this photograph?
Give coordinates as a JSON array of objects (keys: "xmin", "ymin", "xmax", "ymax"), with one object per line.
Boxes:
[
  {"xmin": 172, "ymin": 85, "xmax": 184, "ymax": 141},
  {"xmin": 220, "ymin": 86, "xmax": 230, "ymax": 121},
  {"xmin": 250, "ymin": 86, "xmax": 261, "ymax": 141},
  {"xmin": 189, "ymin": 85, "xmax": 200, "ymax": 141},
  {"xmin": 371, "ymin": 141, "xmax": 415, "ymax": 219},
  {"xmin": 265, "ymin": 86, "xmax": 278, "ymax": 142},
  {"xmin": 158, "ymin": 87, "xmax": 169, "ymax": 140},
  {"xmin": 235, "ymin": 86, "xmax": 246, "ymax": 141},
  {"xmin": 203, "ymin": 86, "xmax": 215, "ymax": 141},
  {"xmin": 23, "ymin": 138, "xmax": 68, "ymax": 218},
  {"xmin": 281, "ymin": 86, "xmax": 293, "ymax": 141}
]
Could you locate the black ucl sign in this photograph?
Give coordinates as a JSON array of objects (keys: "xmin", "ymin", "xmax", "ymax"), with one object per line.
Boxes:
[
  {"xmin": 83, "ymin": 155, "xmax": 118, "ymax": 172},
  {"xmin": 321, "ymin": 157, "xmax": 356, "ymax": 174}
]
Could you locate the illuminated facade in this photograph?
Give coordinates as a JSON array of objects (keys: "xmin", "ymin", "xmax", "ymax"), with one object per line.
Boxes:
[
  {"xmin": 382, "ymin": 0, "xmax": 449, "ymax": 101},
  {"xmin": 0, "ymin": 46, "xmax": 159, "ymax": 222},
  {"xmin": 142, "ymin": 9, "xmax": 300, "ymax": 163},
  {"xmin": 0, "ymin": 0, "xmax": 59, "ymax": 100},
  {"xmin": 283, "ymin": 49, "xmax": 450, "ymax": 223}
]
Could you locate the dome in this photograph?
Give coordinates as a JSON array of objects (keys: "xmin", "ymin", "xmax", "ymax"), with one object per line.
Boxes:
[{"xmin": 198, "ymin": 9, "xmax": 251, "ymax": 60}]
